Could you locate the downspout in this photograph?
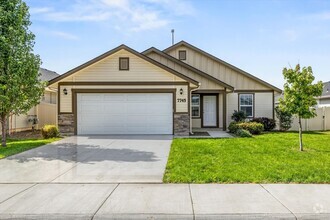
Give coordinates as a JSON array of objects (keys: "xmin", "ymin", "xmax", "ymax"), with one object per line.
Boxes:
[{"xmin": 190, "ymin": 83, "xmax": 201, "ymax": 134}]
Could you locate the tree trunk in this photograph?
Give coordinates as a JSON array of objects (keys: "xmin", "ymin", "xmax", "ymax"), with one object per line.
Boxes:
[
  {"xmin": 1, "ymin": 114, "xmax": 7, "ymax": 147},
  {"xmin": 298, "ymin": 116, "xmax": 303, "ymax": 151}
]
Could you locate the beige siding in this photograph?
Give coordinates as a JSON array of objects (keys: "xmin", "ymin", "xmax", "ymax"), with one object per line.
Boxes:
[
  {"xmin": 255, "ymin": 93, "xmax": 273, "ymax": 118},
  {"xmin": 59, "ymin": 85, "xmax": 188, "ymax": 113},
  {"xmin": 192, "ymin": 119, "xmax": 201, "ymax": 128},
  {"xmin": 227, "ymin": 93, "xmax": 238, "ymax": 125},
  {"xmin": 60, "ymin": 49, "xmax": 185, "ymax": 83},
  {"xmin": 219, "ymin": 94, "xmax": 223, "ymax": 128},
  {"xmin": 147, "ymin": 52, "xmax": 224, "ymax": 90},
  {"xmin": 42, "ymin": 91, "xmax": 56, "ymax": 104},
  {"xmin": 167, "ymin": 46, "xmax": 270, "ymax": 90}
]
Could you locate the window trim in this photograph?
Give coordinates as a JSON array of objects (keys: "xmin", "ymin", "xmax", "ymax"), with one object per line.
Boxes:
[
  {"xmin": 119, "ymin": 57, "xmax": 129, "ymax": 70},
  {"xmin": 238, "ymin": 93, "xmax": 254, "ymax": 118},
  {"xmin": 191, "ymin": 94, "xmax": 200, "ymax": 118},
  {"xmin": 178, "ymin": 50, "xmax": 186, "ymax": 60}
]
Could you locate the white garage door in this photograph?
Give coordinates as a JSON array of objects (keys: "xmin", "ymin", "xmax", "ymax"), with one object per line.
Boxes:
[{"xmin": 77, "ymin": 93, "xmax": 173, "ymax": 135}]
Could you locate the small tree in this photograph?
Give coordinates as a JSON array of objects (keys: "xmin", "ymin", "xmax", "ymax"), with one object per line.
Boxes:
[
  {"xmin": 279, "ymin": 64, "xmax": 323, "ymax": 151},
  {"xmin": 231, "ymin": 110, "xmax": 247, "ymax": 122},
  {"xmin": 0, "ymin": 0, "xmax": 45, "ymax": 147},
  {"xmin": 275, "ymin": 106, "xmax": 293, "ymax": 131}
]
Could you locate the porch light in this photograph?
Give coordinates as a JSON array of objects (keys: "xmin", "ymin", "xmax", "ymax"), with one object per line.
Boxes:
[
  {"xmin": 180, "ymin": 88, "xmax": 184, "ymax": 95},
  {"xmin": 63, "ymin": 88, "xmax": 68, "ymax": 95}
]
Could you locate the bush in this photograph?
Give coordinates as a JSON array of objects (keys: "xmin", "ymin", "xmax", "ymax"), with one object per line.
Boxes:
[
  {"xmin": 228, "ymin": 121, "xmax": 239, "ymax": 133},
  {"xmin": 236, "ymin": 129, "xmax": 252, "ymax": 138},
  {"xmin": 41, "ymin": 125, "xmax": 59, "ymax": 139},
  {"xmin": 275, "ymin": 106, "xmax": 293, "ymax": 131},
  {"xmin": 251, "ymin": 117, "xmax": 276, "ymax": 131},
  {"xmin": 231, "ymin": 110, "xmax": 247, "ymax": 122},
  {"xmin": 237, "ymin": 122, "xmax": 264, "ymax": 135}
]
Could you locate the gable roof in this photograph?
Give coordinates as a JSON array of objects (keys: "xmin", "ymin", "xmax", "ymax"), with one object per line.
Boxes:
[
  {"xmin": 48, "ymin": 44, "xmax": 199, "ymax": 86},
  {"xmin": 39, "ymin": 68, "xmax": 59, "ymax": 81},
  {"xmin": 143, "ymin": 47, "xmax": 234, "ymax": 91},
  {"xmin": 164, "ymin": 41, "xmax": 282, "ymax": 93}
]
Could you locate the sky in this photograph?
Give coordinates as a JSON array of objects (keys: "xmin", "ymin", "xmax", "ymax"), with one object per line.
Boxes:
[{"xmin": 25, "ymin": 0, "xmax": 330, "ymax": 89}]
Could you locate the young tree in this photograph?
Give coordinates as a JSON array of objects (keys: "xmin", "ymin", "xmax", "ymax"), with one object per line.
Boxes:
[
  {"xmin": 0, "ymin": 0, "xmax": 45, "ymax": 147},
  {"xmin": 279, "ymin": 64, "xmax": 323, "ymax": 151}
]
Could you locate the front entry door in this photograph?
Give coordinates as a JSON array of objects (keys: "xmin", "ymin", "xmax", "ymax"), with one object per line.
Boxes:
[{"xmin": 203, "ymin": 95, "xmax": 217, "ymax": 127}]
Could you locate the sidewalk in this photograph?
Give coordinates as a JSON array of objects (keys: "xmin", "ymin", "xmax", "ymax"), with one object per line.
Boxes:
[{"xmin": 0, "ymin": 183, "xmax": 329, "ymax": 219}]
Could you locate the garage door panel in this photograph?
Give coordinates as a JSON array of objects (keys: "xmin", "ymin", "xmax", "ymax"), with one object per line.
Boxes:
[
  {"xmin": 103, "ymin": 94, "xmax": 126, "ymax": 101},
  {"xmin": 77, "ymin": 93, "xmax": 173, "ymax": 135}
]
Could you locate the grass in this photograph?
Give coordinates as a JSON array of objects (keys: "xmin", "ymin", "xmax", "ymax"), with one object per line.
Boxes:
[
  {"xmin": 164, "ymin": 131, "xmax": 330, "ymax": 183},
  {"xmin": 0, "ymin": 138, "xmax": 60, "ymax": 159}
]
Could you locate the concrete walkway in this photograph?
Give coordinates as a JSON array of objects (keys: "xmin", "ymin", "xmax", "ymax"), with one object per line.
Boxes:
[{"xmin": 0, "ymin": 183, "xmax": 329, "ymax": 219}]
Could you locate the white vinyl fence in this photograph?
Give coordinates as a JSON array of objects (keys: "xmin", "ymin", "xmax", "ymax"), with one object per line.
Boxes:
[{"xmin": 289, "ymin": 106, "xmax": 330, "ymax": 131}]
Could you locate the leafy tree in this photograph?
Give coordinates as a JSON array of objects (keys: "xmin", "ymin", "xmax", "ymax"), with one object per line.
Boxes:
[
  {"xmin": 275, "ymin": 106, "xmax": 293, "ymax": 131},
  {"xmin": 279, "ymin": 65, "xmax": 323, "ymax": 151},
  {"xmin": 0, "ymin": 0, "xmax": 45, "ymax": 147}
]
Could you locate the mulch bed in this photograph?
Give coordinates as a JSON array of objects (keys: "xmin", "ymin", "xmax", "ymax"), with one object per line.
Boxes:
[{"xmin": 7, "ymin": 130, "xmax": 42, "ymax": 139}]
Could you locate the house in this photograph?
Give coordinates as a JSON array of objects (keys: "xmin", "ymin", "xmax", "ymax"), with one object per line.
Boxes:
[
  {"xmin": 47, "ymin": 41, "xmax": 281, "ymax": 136},
  {"xmin": 6, "ymin": 68, "xmax": 58, "ymax": 133},
  {"xmin": 317, "ymin": 81, "xmax": 330, "ymax": 106}
]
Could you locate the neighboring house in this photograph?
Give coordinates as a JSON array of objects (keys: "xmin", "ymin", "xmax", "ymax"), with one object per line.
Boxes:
[
  {"xmin": 47, "ymin": 41, "xmax": 281, "ymax": 136},
  {"xmin": 6, "ymin": 68, "xmax": 59, "ymax": 133},
  {"xmin": 317, "ymin": 81, "xmax": 330, "ymax": 106}
]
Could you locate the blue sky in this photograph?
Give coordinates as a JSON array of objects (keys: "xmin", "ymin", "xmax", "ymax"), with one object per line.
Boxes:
[{"xmin": 26, "ymin": 0, "xmax": 330, "ymax": 89}]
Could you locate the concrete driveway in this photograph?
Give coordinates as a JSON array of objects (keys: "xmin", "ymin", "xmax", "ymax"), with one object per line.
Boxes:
[{"xmin": 0, "ymin": 135, "xmax": 173, "ymax": 183}]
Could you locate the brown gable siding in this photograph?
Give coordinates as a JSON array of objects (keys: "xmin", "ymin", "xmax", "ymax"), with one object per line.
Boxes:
[{"xmin": 164, "ymin": 41, "xmax": 282, "ymax": 93}]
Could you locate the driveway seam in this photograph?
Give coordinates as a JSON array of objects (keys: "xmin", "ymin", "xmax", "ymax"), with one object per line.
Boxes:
[
  {"xmin": 91, "ymin": 183, "xmax": 120, "ymax": 220},
  {"xmin": 259, "ymin": 184, "xmax": 297, "ymax": 220},
  {"xmin": 188, "ymin": 184, "xmax": 196, "ymax": 220},
  {"xmin": 0, "ymin": 183, "xmax": 38, "ymax": 205}
]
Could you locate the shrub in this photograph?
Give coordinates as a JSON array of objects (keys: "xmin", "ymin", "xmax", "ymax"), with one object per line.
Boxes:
[
  {"xmin": 251, "ymin": 117, "xmax": 276, "ymax": 131},
  {"xmin": 237, "ymin": 122, "xmax": 264, "ymax": 135},
  {"xmin": 236, "ymin": 129, "xmax": 252, "ymax": 138},
  {"xmin": 228, "ymin": 121, "xmax": 239, "ymax": 133},
  {"xmin": 41, "ymin": 125, "xmax": 59, "ymax": 139},
  {"xmin": 231, "ymin": 110, "xmax": 247, "ymax": 122},
  {"xmin": 275, "ymin": 106, "xmax": 293, "ymax": 131}
]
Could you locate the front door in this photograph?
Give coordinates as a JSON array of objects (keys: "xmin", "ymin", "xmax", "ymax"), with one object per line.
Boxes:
[{"xmin": 203, "ymin": 95, "xmax": 217, "ymax": 127}]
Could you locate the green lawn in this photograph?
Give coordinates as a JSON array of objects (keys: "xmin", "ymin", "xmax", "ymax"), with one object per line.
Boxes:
[
  {"xmin": 0, "ymin": 138, "xmax": 60, "ymax": 159},
  {"xmin": 164, "ymin": 131, "xmax": 330, "ymax": 183}
]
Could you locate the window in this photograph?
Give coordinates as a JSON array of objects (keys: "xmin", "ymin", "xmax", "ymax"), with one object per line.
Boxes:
[
  {"xmin": 119, "ymin": 57, "xmax": 129, "ymax": 70},
  {"xmin": 178, "ymin": 50, "xmax": 186, "ymax": 60},
  {"xmin": 239, "ymin": 94, "xmax": 254, "ymax": 117},
  {"xmin": 191, "ymin": 94, "xmax": 200, "ymax": 117}
]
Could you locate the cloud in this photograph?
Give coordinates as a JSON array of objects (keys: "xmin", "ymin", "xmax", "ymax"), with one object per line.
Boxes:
[
  {"xmin": 30, "ymin": 7, "xmax": 52, "ymax": 14},
  {"xmin": 51, "ymin": 31, "xmax": 79, "ymax": 40},
  {"xmin": 31, "ymin": 0, "xmax": 195, "ymax": 31}
]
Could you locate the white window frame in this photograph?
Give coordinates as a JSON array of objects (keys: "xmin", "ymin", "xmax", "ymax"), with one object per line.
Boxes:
[
  {"xmin": 191, "ymin": 94, "xmax": 200, "ymax": 118},
  {"xmin": 239, "ymin": 94, "xmax": 254, "ymax": 118}
]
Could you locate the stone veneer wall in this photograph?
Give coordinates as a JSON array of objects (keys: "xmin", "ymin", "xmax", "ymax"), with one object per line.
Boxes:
[
  {"xmin": 58, "ymin": 114, "xmax": 74, "ymax": 136},
  {"xmin": 174, "ymin": 113, "xmax": 190, "ymax": 136},
  {"xmin": 58, "ymin": 113, "xmax": 189, "ymax": 136}
]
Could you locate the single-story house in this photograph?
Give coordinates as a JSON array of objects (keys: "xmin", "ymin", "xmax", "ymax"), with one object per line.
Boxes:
[
  {"xmin": 317, "ymin": 81, "xmax": 330, "ymax": 106},
  {"xmin": 2, "ymin": 68, "xmax": 58, "ymax": 134},
  {"xmin": 47, "ymin": 41, "xmax": 282, "ymax": 136}
]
